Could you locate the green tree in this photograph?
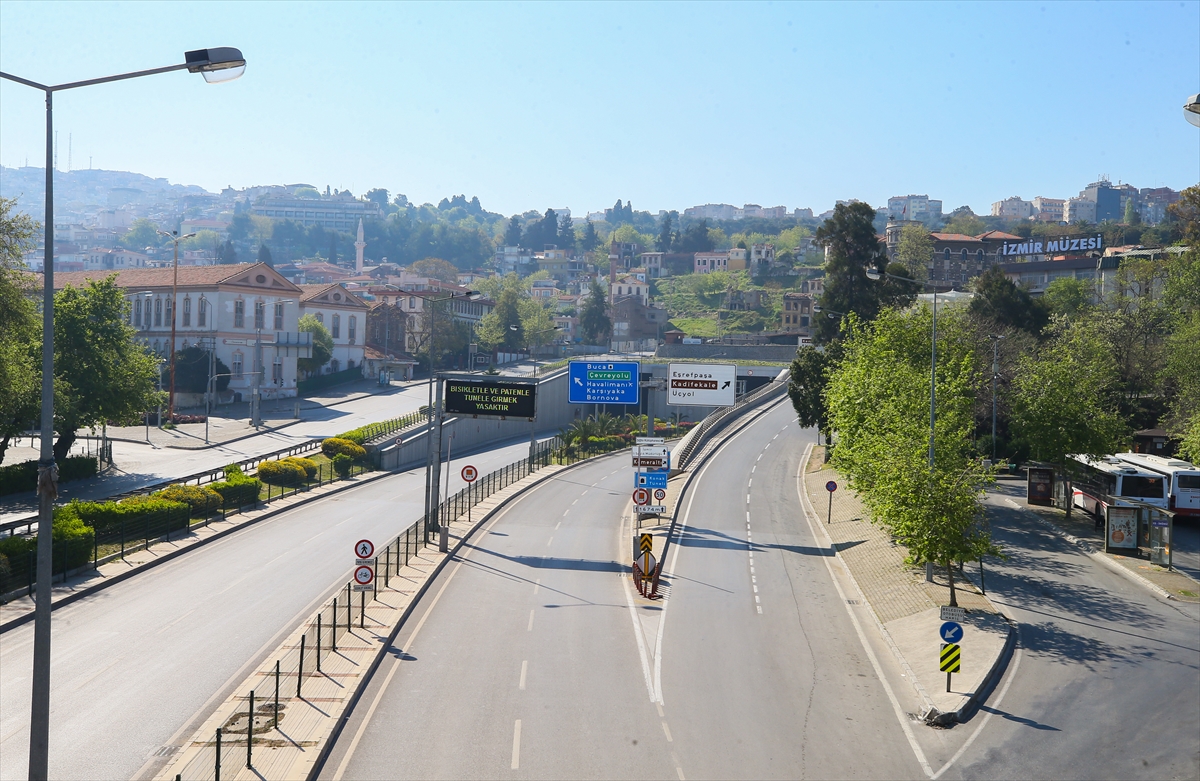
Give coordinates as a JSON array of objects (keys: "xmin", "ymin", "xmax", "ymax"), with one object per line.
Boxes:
[
  {"xmin": 491, "ymin": 289, "xmax": 524, "ymax": 350},
  {"xmin": 676, "ymin": 219, "xmax": 715, "ymax": 253},
  {"xmin": 52, "ymin": 278, "xmax": 163, "ymax": 460},
  {"xmin": 119, "ymin": 218, "xmax": 163, "ymax": 250},
  {"xmin": 1123, "ymin": 198, "xmax": 1140, "ymax": 226},
  {"xmin": 257, "ymin": 243, "xmax": 274, "ymax": 267},
  {"xmin": 169, "ymin": 346, "xmax": 231, "ymax": 393},
  {"xmin": 559, "ymin": 214, "xmax": 577, "ymax": 251},
  {"xmin": 1009, "ymin": 317, "xmax": 1127, "ymax": 517},
  {"xmin": 787, "ymin": 344, "xmax": 836, "ymax": 442},
  {"xmin": 582, "ymin": 219, "xmax": 600, "ymax": 251},
  {"xmin": 0, "ymin": 197, "xmax": 40, "ymax": 464},
  {"xmin": 297, "ymin": 314, "xmax": 333, "ymax": 375},
  {"xmin": 1042, "ymin": 277, "xmax": 1093, "ymax": 319},
  {"xmin": 519, "ymin": 297, "xmax": 556, "ymax": 351},
  {"xmin": 895, "ymin": 225, "xmax": 933, "ymax": 280},
  {"xmin": 503, "ymin": 216, "xmax": 523, "ymax": 247},
  {"xmin": 327, "ymin": 234, "xmax": 338, "ymax": 264},
  {"xmin": 217, "ymin": 240, "xmax": 238, "ymax": 264},
  {"xmin": 942, "ymin": 212, "xmax": 987, "ymax": 237},
  {"xmin": 411, "ymin": 257, "xmax": 460, "ymax": 283},
  {"xmin": 812, "ymin": 201, "xmax": 888, "ymax": 343},
  {"xmin": 580, "ymin": 280, "xmax": 611, "ymax": 344},
  {"xmin": 968, "ymin": 266, "xmax": 1047, "ymax": 336},
  {"xmin": 657, "ymin": 211, "xmax": 675, "ymax": 252}
]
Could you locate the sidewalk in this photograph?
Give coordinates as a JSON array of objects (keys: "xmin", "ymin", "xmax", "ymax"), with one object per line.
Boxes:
[
  {"xmin": 991, "ymin": 477, "xmax": 1200, "ymax": 603},
  {"xmin": 800, "ymin": 446, "xmax": 1012, "ymax": 724},
  {"xmin": 155, "ymin": 462, "xmax": 572, "ymax": 781},
  {"xmin": 0, "ymin": 468, "xmax": 391, "ymax": 629}
]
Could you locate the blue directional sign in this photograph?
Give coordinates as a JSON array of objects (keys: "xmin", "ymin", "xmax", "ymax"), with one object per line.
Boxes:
[
  {"xmin": 568, "ymin": 361, "xmax": 640, "ymax": 405},
  {"xmin": 939, "ymin": 621, "xmax": 964, "ymax": 644},
  {"xmin": 635, "ymin": 472, "xmax": 668, "ymax": 489}
]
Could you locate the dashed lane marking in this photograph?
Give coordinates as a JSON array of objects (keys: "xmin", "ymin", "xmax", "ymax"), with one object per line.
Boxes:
[
  {"xmin": 519, "ymin": 660, "xmax": 527, "ymax": 690},
  {"xmin": 511, "ymin": 720, "xmax": 522, "ymax": 769},
  {"xmin": 527, "ymin": 610, "xmax": 535, "ymax": 631},
  {"xmin": 533, "ymin": 578, "xmax": 540, "ymax": 595},
  {"xmin": 662, "ymin": 722, "xmax": 674, "ymax": 742}
]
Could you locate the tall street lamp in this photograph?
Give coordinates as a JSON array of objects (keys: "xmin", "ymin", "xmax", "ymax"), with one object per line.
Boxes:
[
  {"xmin": 157, "ymin": 229, "xmax": 197, "ymax": 421},
  {"xmin": 989, "ymin": 334, "xmax": 1005, "ymax": 461},
  {"xmin": 0, "ymin": 47, "xmax": 245, "ymax": 781}
]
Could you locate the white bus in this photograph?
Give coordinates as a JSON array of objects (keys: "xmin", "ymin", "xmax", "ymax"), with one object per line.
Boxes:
[
  {"xmin": 1067, "ymin": 455, "xmax": 1170, "ymax": 516},
  {"xmin": 1114, "ymin": 452, "xmax": 1200, "ymax": 518}
]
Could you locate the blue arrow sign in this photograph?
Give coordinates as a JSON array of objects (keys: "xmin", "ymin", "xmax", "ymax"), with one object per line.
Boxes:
[
  {"xmin": 569, "ymin": 361, "xmax": 640, "ymax": 405},
  {"xmin": 635, "ymin": 472, "xmax": 668, "ymax": 489},
  {"xmin": 940, "ymin": 621, "xmax": 963, "ymax": 644}
]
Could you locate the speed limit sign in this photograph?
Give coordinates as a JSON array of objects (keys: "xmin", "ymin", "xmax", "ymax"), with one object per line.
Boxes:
[
  {"xmin": 653, "ymin": 488, "xmax": 666, "ymax": 501},
  {"xmin": 461, "ymin": 464, "xmax": 478, "ymax": 482}
]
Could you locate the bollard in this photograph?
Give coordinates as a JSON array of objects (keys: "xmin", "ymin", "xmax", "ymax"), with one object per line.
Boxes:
[
  {"xmin": 274, "ymin": 660, "xmax": 280, "ymax": 729},
  {"xmin": 316, "ymin": 614, "xmax": 322, "ymax": 672},
  {"xmin": 331, "ymin": 599, "xmax": 337, "ymax": 652},
  {"xmin": 215, "ymin": 727, "xmax": 222, "ymax": 781},
  {"xmin": 439, "ymin": 524, "xmax": 449, "ymax": 553},
  {"xmin": 346, "ymin": 585, "xmax": 352, "ymax": 633},
  {"xmin": 297, "ymin": 634, "xmax": 305, "ymax": 698},
  {"xmin": 360, "ymin": 590, "xmax": 366, "ymax": 629},
  {"xmin": 247, "ymin": 690, "xmax": 254, "ymax": 768}
]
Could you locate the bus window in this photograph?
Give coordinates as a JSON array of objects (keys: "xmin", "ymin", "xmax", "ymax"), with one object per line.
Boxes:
[
  {"xmin": 1121, "ymin": 475, "xmax": 1164, "ymax": 499},
  {"xmin": 1177, "ymin": 475, "xmax": 1200, "ymax": 490}
]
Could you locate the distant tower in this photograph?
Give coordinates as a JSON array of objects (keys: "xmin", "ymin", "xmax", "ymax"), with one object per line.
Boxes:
[{"xmin": 355, "ymin": 219, "xmax": 366, "ymax": 274}]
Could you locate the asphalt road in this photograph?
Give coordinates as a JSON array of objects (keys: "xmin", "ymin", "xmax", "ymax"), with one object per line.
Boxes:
[
  {"xmin": 0, "ymin": 434, "xmax": 548, "ymax": 781},
  {"xmin": 322, "ymin": 402, "xmax": 962, "ymax": 780},
  {"xmin": 940, "ymin": 484, "xmax": 1200, "ymax": 781}
]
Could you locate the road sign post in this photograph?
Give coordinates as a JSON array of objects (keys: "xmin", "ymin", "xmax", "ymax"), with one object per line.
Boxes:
[
  {"xmin": 461, "ymin": 464, "xmax": 478, "ymax": 522},
  {"xmin": 825, "ymin": 480, "xmax": 837, "ymax": 525},
  {"xmin": 940, "ymin": 642, "xmax": 961, "ymax": 691}
]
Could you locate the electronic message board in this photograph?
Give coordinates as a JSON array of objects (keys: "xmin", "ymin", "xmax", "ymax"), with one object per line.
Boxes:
[{"xmin": 444, "ymin": 379, "xmax": 537, "ymax": 419}]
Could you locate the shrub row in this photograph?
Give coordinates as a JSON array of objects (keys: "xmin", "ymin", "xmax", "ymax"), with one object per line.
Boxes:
[
  {"xmin": 70, "ymin": 495, "xmax": 189, "ymax": 533},
  {"xmin": 335, "ymin": 408, "xmax": 427, "ymax": 446},
  {"xmin": 0, "ymin": 504, "xmax": 96, "ymax": 576},
  {"xmin": 0, "ymin": 455, "xmax": 98, "ymax": 497},
  {"xmin": 321, "ymin": 438, "xmax": 367, "ymax": 460},
  {"xmin": 156, "ymin": 484, "xmax": 222, "ymax": 518}
]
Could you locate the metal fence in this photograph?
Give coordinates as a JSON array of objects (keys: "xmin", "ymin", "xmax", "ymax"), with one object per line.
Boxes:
[{"xmin": 176, "ymin": 441, "xmax": 561, "ymax": 780}]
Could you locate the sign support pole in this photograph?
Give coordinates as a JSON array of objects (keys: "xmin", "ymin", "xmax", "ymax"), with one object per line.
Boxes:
[{"xmin": 431, "ymin": 377, "xmax": 445, "ymax": 534}]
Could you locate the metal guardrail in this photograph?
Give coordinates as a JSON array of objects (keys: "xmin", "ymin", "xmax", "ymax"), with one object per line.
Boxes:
[{"xmin": 674, "ymin": 374, "xmax": 788, "ymax": 470}]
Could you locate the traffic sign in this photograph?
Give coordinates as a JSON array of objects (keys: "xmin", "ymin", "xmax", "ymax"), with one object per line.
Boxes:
[
  {"xmin": 461, "ymin": 464, "xmax": 478, "ymax": 482},
  {"xmin": 826, "ymin": 480, "xmax": 838, "ymax": 492},
  {"xmin": 667, "ymin": 363, "xmax": 736, "ymax": 407},
  {"xmin": 568, "ymin": 361, "xmax": 640, "ymax": 405},
  {"xmin": 636, "ymin": 472, "xmax": 668, "ymax": 489},
  {"xmin": 354, "ymin": 539, "xmax": 375, "ymax": 559},
  {"xmin": 354, "ymin": 564, "xmax": 374, "ymax": 586},
  {"xmin": 653, "ymin": 488, "xmax": 666, "ymax": 501},
  {"xmin": 939, "ymin": 606, "xmax": 966, "ymax": 622},
  {"xmin": 632, "ymin": 456, "xmax": 667, "ymax": 470},
  {"xmin": 940, "ymin": 643, "xmax": 961, "ymax": 673},
  {"xmin": 940, "ymin": 621, "xmax": 964, "ymax": 643},
  {"xmin": 633, "ymin": 487, "xmax": 651, "ymax": 506},
  {"xmin": 635, "ymin": 505, "xmax": 667, "ymax": 514},
  {"xmin": 635, "ymin": 437, "xmax": 665, "ymax": 446},
  {"xmin": 639, "ymin": 533, "xmax": 653, "ymax": 554}
]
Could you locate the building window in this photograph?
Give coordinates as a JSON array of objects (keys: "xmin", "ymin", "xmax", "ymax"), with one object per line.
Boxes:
[
  {"xmin": 198, "ymin": 298, "xmax": 207, "ymax": 328},
  {"xmin": 801, "ymin": 316, "xmax": 809, "ymax": 327},
  {"xmin": 272, "ymin": 356, "xmax": 283, "ymax": 384},
  {"xmin": 961, "ymin": 249, "xmax": 968, "ymax": 261},
  {"xmin": 183, "ymin": 298, "xmax": 191, "ymax": 327},
  {"xmin": 254, "ymin": 301, "xmax": 265, "ymax": 330},
  {"xmin": 234, "ymin": 300, "xmax": 245, "ymax": 328},
  {"xmin": 977, "ymin": 249, "xmax": 984, "ymax": 263},
  {"xmin": 332, "ymin": 314, "xmax": 340, "ymax": 339},
  {"xmin": 274, "ymin": 302, "xmax": 284, "ymax": 330},
  {"xmin": 165, "ymin": 298, "xmax": 172, "ymax": 327},
  {"xmin": 943, "ymin": 248, "xmax": 951, "ymax": 261},
  {"xmin": 348, "ymin": 316, "xmax": 356, "ymax": 343},
  {"xmin": 409, "ymin": 296, "xmax": 416, "ymax": 309},
  {"xmin": 232, "ymin": 352, "xmax": 243, "ymax": 378},
  {"xmin": 134, "ymin": 299, "xmax": 143, "ymax": 327},
  {"xmin": 154, "ymin": 298, "xmax": 163, "ymax": 326},
  {"xmin": 153, "ymin": 339, "xmax": 161, "ymax": 354},
  {"xmin": 330, "ymin": 359, "xmax": 339, "ymax": 373}
]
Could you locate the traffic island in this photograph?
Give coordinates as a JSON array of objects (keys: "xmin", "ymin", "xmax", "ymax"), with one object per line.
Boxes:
[{"xmin": 800, "ymin": 445, "xmax": 1015, "ymax": 725}]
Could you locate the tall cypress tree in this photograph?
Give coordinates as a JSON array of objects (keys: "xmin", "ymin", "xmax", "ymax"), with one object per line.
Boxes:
[{"xmin": 504, "ymin": 215, "xmax": 523, "ymax": 247}]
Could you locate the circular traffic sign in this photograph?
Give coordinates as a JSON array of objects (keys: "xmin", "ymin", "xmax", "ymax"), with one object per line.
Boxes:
[
  {"xmin": 653, "ymin": 488, "xmax": 666, "ymax": 501},
  {"xmin": 940, "ymin": 621, "xmax": 964, "ymax": 643},
  {"xmin": 633, "ymin": 487, "xmax": 651, "ymax": 506},
  {"xmin": 354, "ymin": 539, "xmax": 375, "ymax": 559},
  {"xmin": 826, "ymin": 480, "xmax": 838, "ymax": 493},
  {"xmin": 461, "ymin": 464, "xmax": 478, "ymax": 482},
  {"xmin": 354, "ymin": 565, "xmax": 374, "ymax": 586},
  {"xmin": 394, "ymin": 436, "xmax": 403, "ymax": 447}
]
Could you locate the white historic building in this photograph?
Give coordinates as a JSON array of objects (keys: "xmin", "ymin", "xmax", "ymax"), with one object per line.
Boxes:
[{"xmin": 297, "ymin": 283, "xmax": 369, "ymax": 374}]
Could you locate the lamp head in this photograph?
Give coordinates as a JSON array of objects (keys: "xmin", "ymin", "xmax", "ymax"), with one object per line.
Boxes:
[
  {"xmin": 1186, "ymin": 93, "xmax": 1200, "ymax": 128},
  {"xmin": 185, "ymin": 47, "xmax": 246, "ymax": 83},
  {"xmin": 812, "ymin": 304, "xmax": 822, "ymax": 313},
  {"xmin": 865, "ymin": 268, "xmax": 881, "ymax": 281}
]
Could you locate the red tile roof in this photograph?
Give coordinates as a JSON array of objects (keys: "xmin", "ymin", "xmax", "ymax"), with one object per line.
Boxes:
[
  {"xmin": 929, "ymin": 233, "xmax": 983, "ymax": 243},
  {"xmin": 49, "ymin": 263, "xmax": 300, "ymax": 291}
]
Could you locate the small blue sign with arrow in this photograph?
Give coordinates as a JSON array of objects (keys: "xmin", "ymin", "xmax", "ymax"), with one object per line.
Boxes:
[{"xmin": 940, "ymin": 621, "xmax": 964, "ymax": 644}]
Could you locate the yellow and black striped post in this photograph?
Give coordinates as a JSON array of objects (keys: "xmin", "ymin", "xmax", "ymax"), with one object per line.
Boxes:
[{"xmin": 940, "ymin": 643, "xmax": 961, "ymax": 692}]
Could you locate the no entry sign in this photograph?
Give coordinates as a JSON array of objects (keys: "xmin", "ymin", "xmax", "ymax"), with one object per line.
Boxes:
[{"xmin": 633, "ymin": 487, "xmax": 651, "ymax": 506}]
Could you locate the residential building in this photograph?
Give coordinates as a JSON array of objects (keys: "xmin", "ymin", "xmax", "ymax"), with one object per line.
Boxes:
[
  {"xmin": 1080, "ymin": 179, "xmax": 1122, "ymax": 222},
  {"xmin": 886, "ymin": 195, "xmax": 943, "ymax": 224},
  {"xmin": 684, "ymin": 203, "xmax": 737, "ymax": 221},
  {"xmin": 694, "ymin": 251, "xmax": 729, "ymax": 274},
  {"xmin": 781, "ymin": 292, "xmax": 813, "ymax": 335},
  {"xmin": 297, "ymin": 261, "xmax": 354, "ymax": 284},
  {"xmin": 364, "ymin": 301, "xmax": 417, "ymax": 380},
  {"xmin": 180, "ymin": 218, "xmax": 232, "ymax": 238},
  {"xmin": 611, "ymin": 274, "xmax": 649, "ymax": 301},
  {"xmin": 750, "ymin": 243, "xmax": 776, "ymax": 275},
  {"xmin": 1032, "ymin": 197, "xmax": 1065, "ymax": 223},
  {"xmin": 82, "ymin": 248, "xmax": 150, "ymax": 272},
  {"xmin": 249, "ymin": 191, "xmax": 383, "ymax": 232},
  {"xmin": 53, "ymin": 262, "xmax": 309, "ymax": 402},
  {"xmin": 638, "ymin": 252, "xmax": 666, "ymax": 278},
  {"xmin": 530, "ymin": 279, "xmax": 561, "ymax": 300},
  {"xmin": 298, "ymin": 283, "xmax": 370, "ymax": 374},
  {"xmin": 397, "ymin": 289, "xmax": 495, "ymax": 355},
  {"xmin": 493, "ymin": 246, "xmax": 534, "ymax": 276},
  {"xmin": 991, "ymin": 197, "xmax": 1034, "ymax": 220},
  {"xmin": 727, "ymin": 247, "xmax": 747, "ymax": 271},
  {"xmin": 610, "ymin": 296, "xmax": 668, "ymax": 345},
  {"xmin": 1064, "ymin": 197, "xmax": 1097, "ymax": 224}
]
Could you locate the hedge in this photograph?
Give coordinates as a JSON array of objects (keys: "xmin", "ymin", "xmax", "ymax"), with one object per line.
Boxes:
[
  {"xmin": 0, "ymin": 455, "xmax": 98, "ymax": 497},
  {"xmin": 280, "ymin": 457, "xmax": 317, "ymax": 480},
  {"xmin": 322, "ymin": 438, "xmax": 367, "ymax": 461},
  {"xmin": 0, "ymin": 506, "xmax": 96, "ymax": 575},
  {"xmin": 257, "ymin": 459, "xmax": 307, "ymax": 486},
  {"xmin": 332, "ymin": 453, "xmax": 353, "ymax": 478},
  {"xmin": 70, "ymin": 496, "xmax": 189, "ymax": 534},
  {"xmin": 156, "ymin": 484, "xmax": 222, "ymax": 517},
  {"xmin": 208, "ymin": 478, "xmax": 260, "ymax": 508}
]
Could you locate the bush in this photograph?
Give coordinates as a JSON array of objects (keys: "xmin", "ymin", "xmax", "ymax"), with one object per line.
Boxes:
[
  {"xmin": 332, "ymin": 453, "xmax": 353, "ymax": 478},
  {"xmin": 51, "ymin": 505, "xmax": 95, "ymax": 572},
  {"xmin": 0, "ymin": 455, "xmax": 98, "ymax": 497},
  {"xmin": 257, "ymin": 459, "xmax": 307, "ymax": 486},
  {"xmin": 208, "ymin": 478, "xmax": 260, "ymax": 509},
  {"xmin": 322, "ymin": 438, "xmax": 367, "ymax": 460},
  {"xmin": 156, "ymin": 484, "xmax": 222, "ymax": 517},
  {"xmin": 70, "ymin": 496, "xmax": 189, "ymax": 533},
  {"xmin": 224, "ymin": 463, "xmax": 246, "ymax": 480},
  {"xmin": 335, "ymin": 429, "xmax": 367, "ymax": 446},
  {"xmin": 58, "ymin": 455, "xmax": 99, "ymax": 482},
  {"xmin": 282, "ymin": 457, "xmax": 318, "ymax": 481}
]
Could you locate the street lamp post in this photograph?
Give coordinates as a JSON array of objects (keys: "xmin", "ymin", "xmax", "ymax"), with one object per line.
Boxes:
[
  {"xmin": 0, "ymin": 47, "xmax": 245, "ymax": 781},
  {"xmin": 205, "ymin": 372, "xmax": 236, "ymax": 444},
  {"xmin": 157, "ymin": 229, "xmax": 197, "ymax": 422},
  {"xmin": 989, "ymin": 334, "xmax": 1005, "ymax": 461}
]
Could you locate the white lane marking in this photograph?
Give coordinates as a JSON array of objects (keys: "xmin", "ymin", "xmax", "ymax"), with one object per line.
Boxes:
[
  {"xmin": 753, "ymin": 585, "xmax": 758, "ymax": 593},
  {"xmin": 1004, "ymin": 498, "xmax": 1020, "ymax": 509},
  {"xmin": 662, "ymin": 721, "xmax": 674, "ymax": 742},
  {"xmin": 533, "ymin": 578, "xmax": 540, "ymax": 595},
  {"xmin": 751, "ymin": 465, "xmax": 756, "ymax": 473},
  {"xmin": 757, "ymin": 454, "xmax": 762, "ymax": 461},
  {"xmin": 511, "ymin": 719, "xmax": 522, "ymax": 769},
  {"xmin": 764, "ymin": 442, "xmax": 771, "ymax": 449},
  {"xmin": 676, "ymin": 767, "xmax": 686, "ymax": 780},
  {"xmin": 756, "ymin": 606, "xmax": 763, "ymax": 614},
  {"xmin": 563, "ymin": 508, "xmax": 570, "ymax": 516},
  {"xmin": 750, "ymin": 567, "xmax": 755, "ymax": 575},
  {"xmin": 527, "ymin": 610, "xmax": 535, "ymax": 631},
  {"xmin": 546, "ymin": 537, "xmax": 553, "ymax": 547},
  {"xmin": 519, "ymin": 660, "xmax": 528, "ymax": 691},
  {"xmin": 794, "ymin": 444, "xmax": 934, "ymax": 778},
  {"xmin": 555, "ymin": 521, "xmax": 561, "ymax": 529},
  {"xmin": 754, "ymin": 595, "xmax": 760, "ymax": 603},
  {"xmin": 746, "ymin": 512, "xmax": 750, "ymax": 522},
  {"xmin": 747, "ymin": 479, "xmax": 752, "ymax": 487},
  {"xmin": 656, "ymin": 703, "xmax": 664, "ymax": 717},
  {"xmin": 621, "ymin": 559, "xmax": 657, "ymax": 702},
  {"xmin": 751, "ymin": 576, "xmax": 757, "ymax": 584},
  {"xmin": 746, "ymin": 494, "xmax": 751, "ymax": 504},
  {"xmin": 572, "ymin": 498, "xmax": 579, "ymax": 505},
  {"xmin": 930, "ymin": 629, "xmax": 1024, "ymax": 779}
]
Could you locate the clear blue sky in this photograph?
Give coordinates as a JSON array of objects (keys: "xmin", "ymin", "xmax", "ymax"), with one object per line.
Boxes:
[{"xmin": 1, "ymin": 1, "xmax": 1197, "ymax": 217}]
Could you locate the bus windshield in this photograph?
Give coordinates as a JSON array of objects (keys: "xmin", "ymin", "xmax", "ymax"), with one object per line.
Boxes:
[{"xmin": 1121, "ymin": 475, "xmax": 1165, "ymax": 499}]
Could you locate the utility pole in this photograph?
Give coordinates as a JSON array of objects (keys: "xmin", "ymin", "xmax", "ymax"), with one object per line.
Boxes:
[
  {"xmin": 251, "ymin": 327, "xmax": 262, "ymax": 428},
  {"xmin": 158, "ymin": 229, "xmax": 197, "ymax": 421},
  {"xmin": 989, "ymin": 334, "xmax": 1004, "ymax": 461}
]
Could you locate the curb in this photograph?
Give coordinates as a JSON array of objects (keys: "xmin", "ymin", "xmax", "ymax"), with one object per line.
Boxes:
[
  {"xmin": 0, "ymin": 470, "xmax": 395, "ymax": 635},
  {"xmin": 796, "ymin": 444, "xmax": 1016, "ymax": 728},
  {"xmin": 1012, "ymin": 499, "xmax": 1176, "ymax": 601},
  {"xmin": 307, "ymin": 450, "xmax": 627, "ymax": 780}
]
